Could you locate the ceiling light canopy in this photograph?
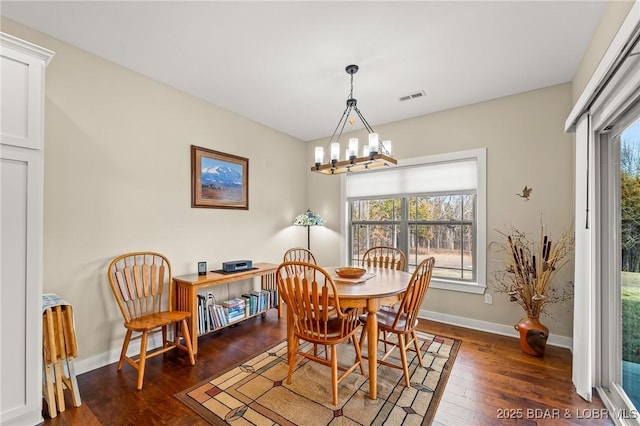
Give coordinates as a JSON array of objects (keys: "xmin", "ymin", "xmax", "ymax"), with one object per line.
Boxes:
[{"xmin": 312, "ymin": 64, "xmax": 397, "ymax": 175}]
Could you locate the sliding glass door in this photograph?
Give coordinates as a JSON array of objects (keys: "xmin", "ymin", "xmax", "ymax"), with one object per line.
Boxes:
[
  {"xmin": 600, "ymin": 104, "xmax": 640, "ymax": 421},
  {"xmin": 618, "ymin": 114, "xmax": 640, "ymax": 412}
]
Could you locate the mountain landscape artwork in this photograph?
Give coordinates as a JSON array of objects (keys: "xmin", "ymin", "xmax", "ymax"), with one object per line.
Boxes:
[
  {"xmin": 191, "ymin": 145, "xmax": 249, "ymax": 209},
  {"xmin": 200, "ymin": 158, "xmax": 243, "ymax": 201}
]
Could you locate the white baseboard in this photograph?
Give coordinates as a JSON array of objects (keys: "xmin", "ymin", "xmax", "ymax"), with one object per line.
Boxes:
[{"xmin": 420, "ymin": 309, "xmax": 573, "ymax": 351}]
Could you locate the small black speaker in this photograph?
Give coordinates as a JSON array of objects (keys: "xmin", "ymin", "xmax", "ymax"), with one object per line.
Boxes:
[{"xmin": 222, "ymin": 260, "xmax": 252, "ymax": 272}]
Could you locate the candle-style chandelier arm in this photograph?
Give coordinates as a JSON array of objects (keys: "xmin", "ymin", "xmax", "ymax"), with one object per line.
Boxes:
[
  {"xmin": 352, "ymin": 105, "xmax": 375, "ymax": 137},
  {"xmin": 328, "ymin": 105, "xmax": 354, "ymax": 145}
]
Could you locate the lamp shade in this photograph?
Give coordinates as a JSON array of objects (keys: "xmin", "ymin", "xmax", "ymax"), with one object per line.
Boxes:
[{"xmin": 293, "ymin": 209, "xmax": 324, "ymax": 227}]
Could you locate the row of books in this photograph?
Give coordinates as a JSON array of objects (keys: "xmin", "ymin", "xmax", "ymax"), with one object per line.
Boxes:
[
  {"xmin": 195, "ymin": 289, "xmax": 278, "ymax": 334},
  {"xmin": 242, "ymin": 289, "xmax": 277, "ymax": 316}
]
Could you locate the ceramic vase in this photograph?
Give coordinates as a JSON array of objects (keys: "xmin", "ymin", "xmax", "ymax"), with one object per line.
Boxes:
[{"xmin": 514, "ymin": 316, "xmax": 549, "ymax": 356}]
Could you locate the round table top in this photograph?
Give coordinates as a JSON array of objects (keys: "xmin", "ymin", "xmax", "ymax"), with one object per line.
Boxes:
[{"xmin": 324, "ymin": 266, "xmax": 412, "ymax": 299}]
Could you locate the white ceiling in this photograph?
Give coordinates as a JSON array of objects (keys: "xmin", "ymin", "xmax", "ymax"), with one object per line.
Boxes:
[{"xmin": 1, "ymin": 1, "xmax": 607, "ymax": 142}]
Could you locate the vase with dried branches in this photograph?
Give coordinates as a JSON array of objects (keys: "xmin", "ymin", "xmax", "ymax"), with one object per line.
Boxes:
[{"xmin": 491, "ymin": 221, "xmax": 574, "ymax": 356}]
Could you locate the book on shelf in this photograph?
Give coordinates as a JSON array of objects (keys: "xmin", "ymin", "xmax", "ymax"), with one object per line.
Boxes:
[
  {"xmin": 250, "ymin": 289, "xmax": 273, "ymax": 312},
  {"xmin": 242, "ymin": 293, "xmax": 258, "ymax": 316},
  {"xmin": 249, "ymin": 290, "xmax": 263, "ymax": 312},
  {"xmin": 205, "ymin": 292, "xmax": 215, "ymax": 332},
  {"xmin": 224, "ymin": 305, "xmax": 245, "ymax": 322},
  {"xmin": 215, "ymin": 304, "xmax": 227, "ymax": 326},
  {"xmin": 241, "ymin": 295, "xmax": 251, "ymax": 316},
  {"xmin": 196, "ymin": 294, "xmax": 205, "ymax": 334},
  {"xmin": 225, "ymin": 305, "xmax": 244, "ymax": 314},
  {"xmin": 207, "ymin": 303, "xmax": 228, "ymax": 331},
  {"xmin": 207, "ymin": 304, "xmax": 218, "ymax": 330},
  {"xmin": 223, "ymin": 298, "xmax": 246, "ymax": 309},
  {"xmin": 227, "ymin": 313, "xmax": 245, "ymax": 323}
]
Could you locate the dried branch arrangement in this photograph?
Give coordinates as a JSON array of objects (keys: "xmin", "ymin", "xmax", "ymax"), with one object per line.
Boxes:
[{"xmin": 491, "ymin": 222, "xmax": 575, "ymax": 318}]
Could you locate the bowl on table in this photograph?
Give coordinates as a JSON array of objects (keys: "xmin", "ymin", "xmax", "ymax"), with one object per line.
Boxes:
[{"xmin": 335, "ymin": 267, "xmax": 367, "ymax": 279}]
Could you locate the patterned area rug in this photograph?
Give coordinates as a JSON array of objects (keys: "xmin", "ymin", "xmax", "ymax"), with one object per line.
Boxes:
[{"xmin": 176, "ymin": 330, "xmax": 460, "ymax": 425}]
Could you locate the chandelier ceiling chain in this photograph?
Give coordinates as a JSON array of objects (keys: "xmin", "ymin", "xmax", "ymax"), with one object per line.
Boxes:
[{"xmin": 311, "ymin": 64, "xmax": 397, "ymax": 175}]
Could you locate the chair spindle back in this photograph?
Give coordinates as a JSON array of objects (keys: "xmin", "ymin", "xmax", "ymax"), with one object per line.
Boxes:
[
  {"xmin": 362, "ymin": 246, "xmax": 406, "ymax": 271},
  {"xmin": 108, "ymin": 252, "xmax": 172, "ymax": 323},
  {"xmin": 391, "ymin": 257, "xmax": 435, "ymax": 332},
  {"xmin": 283, "ymin": 248, "xmax": 317, "ymax": 275}
]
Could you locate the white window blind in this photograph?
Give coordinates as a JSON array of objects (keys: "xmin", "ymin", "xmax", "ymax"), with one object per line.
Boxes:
[{"xmin": 346, "ymin": 157, "xmax": 477, "ymax": 198}]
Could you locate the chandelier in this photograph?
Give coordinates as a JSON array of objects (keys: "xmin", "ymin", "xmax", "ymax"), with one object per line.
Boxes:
[{"xmin": 311, "ymin": 64, "xmax": 397, "ymax": 175}]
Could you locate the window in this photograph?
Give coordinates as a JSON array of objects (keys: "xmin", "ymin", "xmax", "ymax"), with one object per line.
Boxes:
[
  {"xmin": 408, "ymin": 193, "xmax": 475, "ymax": 280},
  {"xmin": 350, "ymin": 198, "xmax": 401, "ymax": 257},
  {"xmin": 344, "ymin": 148, "xmax": 486, "ymax": 294}
]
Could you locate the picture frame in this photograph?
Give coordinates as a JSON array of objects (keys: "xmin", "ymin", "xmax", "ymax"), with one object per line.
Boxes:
[{"xmin": 191, "ymin": 145, "xmax": 249, "ymax": 209}]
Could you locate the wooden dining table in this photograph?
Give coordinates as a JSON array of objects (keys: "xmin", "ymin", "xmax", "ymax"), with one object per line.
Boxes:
[{"xmin": 284, "ymin": 266, "xmax": 413, "ymax": 400}]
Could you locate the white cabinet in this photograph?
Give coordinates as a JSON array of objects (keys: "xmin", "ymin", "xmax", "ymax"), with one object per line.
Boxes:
[{"xmin": 0, "ymin": 33, "xmax": 53, "ymax": 426}]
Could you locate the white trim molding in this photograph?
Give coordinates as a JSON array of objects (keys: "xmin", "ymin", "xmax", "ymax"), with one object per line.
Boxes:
[
  {"xmin": 420, "ymin": 309, "xmax": 573, "ymax": 351},
  {"xmin": 0, "ymin": 32, "xmax": 54, "ymax": 65}
]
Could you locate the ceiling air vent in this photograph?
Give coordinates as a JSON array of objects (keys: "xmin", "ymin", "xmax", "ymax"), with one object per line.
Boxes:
[{"xmin": 399, "ymin": 90, "xmax": 426, "ymax": 102}]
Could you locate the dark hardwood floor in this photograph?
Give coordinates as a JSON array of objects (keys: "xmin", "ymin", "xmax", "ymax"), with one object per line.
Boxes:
[{"xmin": 41, "ymin": 312, "xmax": 612, "ymax": 425}]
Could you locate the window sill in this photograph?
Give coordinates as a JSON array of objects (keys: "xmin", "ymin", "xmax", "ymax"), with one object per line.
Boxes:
[{"xmin": 430, "ymin": 278, "xmax": 486, "ymax": 294}]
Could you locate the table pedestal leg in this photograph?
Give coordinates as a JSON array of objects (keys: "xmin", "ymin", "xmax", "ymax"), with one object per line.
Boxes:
[{"xmin": 367, "ymin": 300, "xmax": 380, "ymax": 400}]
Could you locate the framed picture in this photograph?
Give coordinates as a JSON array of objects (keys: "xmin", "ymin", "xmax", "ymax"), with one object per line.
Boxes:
[{"xmin": 191, "ymin": 145, "xmax": 249, "ymax": 209}]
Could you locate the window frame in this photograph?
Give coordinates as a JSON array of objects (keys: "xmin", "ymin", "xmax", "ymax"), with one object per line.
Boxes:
[{"xmin": 341, "ymin": 148, "xmax": 487, "ymax": 294}]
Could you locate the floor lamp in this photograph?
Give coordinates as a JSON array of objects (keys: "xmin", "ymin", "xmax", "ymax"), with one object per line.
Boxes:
[{"xmin": 293, "ymin": 209, "xmax": 324, "ymax": 250}]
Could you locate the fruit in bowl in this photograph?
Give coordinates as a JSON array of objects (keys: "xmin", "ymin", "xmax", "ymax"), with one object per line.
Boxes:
[{"xmin": 335, "ymin": 267, "xmax": 367, "ymax": 279}]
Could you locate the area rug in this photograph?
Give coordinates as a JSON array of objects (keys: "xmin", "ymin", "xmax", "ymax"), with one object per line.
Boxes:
[{"xmin": 176, "ymin": 330, "xmax": 460, "ymax": 425}]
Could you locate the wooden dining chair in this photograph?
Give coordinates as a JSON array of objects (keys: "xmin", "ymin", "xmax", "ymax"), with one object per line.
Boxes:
[
  {"xmin": 107, "ymin": 252, "xmax": 195, "ymax": 390},
  {"xmin": 359, "ymin": 257, "xmax": 435, "ymax": 387},
  {"xmin": 361, "ymin": 246, "xmax": 406, "ymax": 271},
  {"xmin": 276, "ymin": 261, "xmax": 364, "ymax": 405},
  {"xmin": 283, "ymin": 247, "xmax": 317, "ymax": 266}
]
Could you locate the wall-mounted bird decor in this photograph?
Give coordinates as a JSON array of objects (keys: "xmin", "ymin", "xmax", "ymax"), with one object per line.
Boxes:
[{"xmin": 517, "ymin": 185, "xmax": 532, "ymax": 201}]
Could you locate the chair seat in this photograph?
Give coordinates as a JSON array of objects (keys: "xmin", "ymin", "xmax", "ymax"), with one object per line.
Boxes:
[
  {"xmin": 359, "ymin": 309, "xmax": 418, "ymax": 333},
  {"xmin": 125, "ymin": 310, "xmax": 191, "ymax": 331},
  {"xmin": 298, "ymin": 316, "xmax": 351, "ymax": 340}
]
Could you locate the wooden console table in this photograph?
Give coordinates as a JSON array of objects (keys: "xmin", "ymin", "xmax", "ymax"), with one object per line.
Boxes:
[{"xmin": 173, "ymin": 262, "xmax": 279, "ymax": 354}]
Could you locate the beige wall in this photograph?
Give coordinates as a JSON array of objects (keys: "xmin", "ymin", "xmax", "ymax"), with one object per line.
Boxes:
[
  {"xmin": 2, "ymin": 0, "xmax": 631, "ymax": 366},
  {"xmin": 571, "ymin": 0, "xmax": 635, "ymax": 103},
  {"xmin": 2, "ymin": 18, "xmax": 308, "ymax": 363},
  {"xmin": 306, "ymin": 84, "xmax": 576, "ymax": 338}
]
